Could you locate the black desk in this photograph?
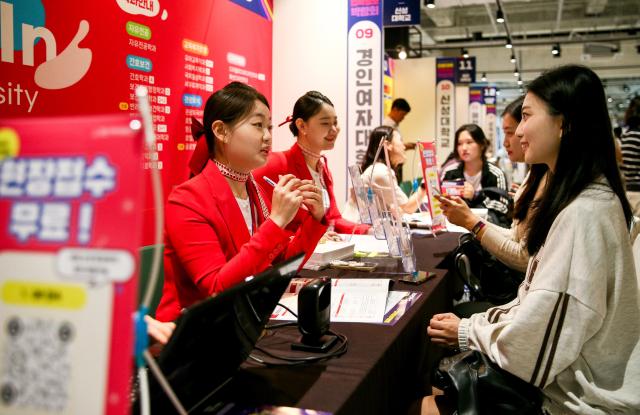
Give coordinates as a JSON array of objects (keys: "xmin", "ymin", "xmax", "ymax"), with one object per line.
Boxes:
[{"xmin": 215, "ymin": 232, "xmax": 461, "ymax": 415}]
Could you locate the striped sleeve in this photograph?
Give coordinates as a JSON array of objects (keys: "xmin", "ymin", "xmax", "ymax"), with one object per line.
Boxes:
[
  {"xmin": 485, "ymin": 163, "xmax": 510, "ymax": 214},
  {"xmin": 621, "ymin": 130, "xmax": 640, "ymax": 187},
  {"xmin": 459, "ymin": 203, "xmax": 605, "ymax": 387}
]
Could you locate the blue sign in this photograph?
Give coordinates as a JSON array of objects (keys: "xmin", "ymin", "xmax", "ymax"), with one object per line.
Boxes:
[
  {"xmin": 383, "ymin": 0, "xmax": 420, "ymax": 27},
  {"xmin": 456, "ymin": 57, "xmax": 476, "ymax": 84}
]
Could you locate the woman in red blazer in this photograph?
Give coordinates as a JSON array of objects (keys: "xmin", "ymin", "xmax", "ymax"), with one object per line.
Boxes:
[
  {"xmin": 156, "ymin": 82, "xmax": 327, "ymax": 322},
  {"xmin": 254, "ymin": 91, "xmax": 371, "ymax": 235}
]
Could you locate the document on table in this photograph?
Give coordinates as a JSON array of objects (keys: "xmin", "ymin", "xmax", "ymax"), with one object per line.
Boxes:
[
  {"xmin": 271, "ymin": 278, "xmax": 393, "ymax": 323},
  {"xmin": 330, "ymin": 278, "xmax": 390, "ymax": 323}
]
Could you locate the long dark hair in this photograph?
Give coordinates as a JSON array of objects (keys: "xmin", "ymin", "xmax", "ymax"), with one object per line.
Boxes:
[
  {"xmin": 524, "ymin": 65, "xmax": 632, "ymax": 255},
  {"xmin": 361, "ymin": 126, "xmax": 396, "ymax": 172},
  {"xmin": 507, "ymin": 94, "xmax": 548, "ymax": 223},
  {"xmin": 290, "ymin": 91, "xmax": 334, "ymax": 136},
  {"xmin": 501, "ymin": 95, "xmax": 524, "ymax": 123},
  {"xmin": 454, "ymin": 124, "xmax": 489, "ymax": 162},
  {"xmin": 202, "ymin": 82, "xmax": 269, "ymax": 157}
]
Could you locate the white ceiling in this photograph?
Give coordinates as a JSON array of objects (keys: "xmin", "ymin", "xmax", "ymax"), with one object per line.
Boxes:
[{"xmin": 400, "ymin": 0, "xmax": 640, "ymax": 123}]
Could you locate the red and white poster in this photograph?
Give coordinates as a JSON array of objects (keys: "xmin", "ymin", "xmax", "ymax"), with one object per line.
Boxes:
[
  {"xmin": 417, "ymin": 141, "xmax": 446, "ymax": 233},
  {"xmin": 0, "ymin": 114, "xmax": 144, "ymax": 414},
  {"xmin": 0, "ymin": 0, "xmax": 273, "ymax": 244}
]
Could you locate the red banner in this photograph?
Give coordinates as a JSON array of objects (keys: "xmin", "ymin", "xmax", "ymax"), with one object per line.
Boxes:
[
  {"xmin": 0, "ymin": 114, "xmax": 144, "ymax": 414},
  {"xmin": 0, "ymin": 0, "xmax": 273, "ymax": 243}
]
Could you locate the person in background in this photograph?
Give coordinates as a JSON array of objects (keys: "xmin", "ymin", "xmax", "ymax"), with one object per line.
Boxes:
[
  {"xmin": 383, "ymin": 98, "xmax": 413, "ymax": 184},
  {"xmin": 383, "ymin": 98, "xmax": 411, "ymax": 129},
  {"xmin": 440, "ymin": 124, "xmax": 510, "ymax": 227},
  {"xmin": 620, "ymin": 96, "xmax": 640, "ymax": 215},
  {"xmin": 254, "ymin": 91, "xmax": 370, "ymax": 237},
  {"xmin": 425, "ymin": 65, "xmax": 640, "ymax": 415},
  {"xmin": 156, "ymin": 82, "xmax": 327, "ymax": 322},
  {"xmin": 342, "ymin": 126, "xmax": 425, "ymax": 222},
  {"xmin": 437, "ymin": 96, "xmax": 547, "ymax": 272}
]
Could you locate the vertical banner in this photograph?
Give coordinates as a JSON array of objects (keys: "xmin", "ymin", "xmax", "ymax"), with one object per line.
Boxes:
[
  {"xmin": 347, "ymin": 0, "xmax": 383, "ymax": 170},
  {"xmin": 435, "ymin": 57, "xmax": 456, "ymax": 165},
  {"xmin": 468, "ymin": 84, "xmax": 484, "ymax": 127},
  {"xmin": 417, "ymin": 142, "xmax": 446, "ymax": 233},
  {"xmin": 0, "ymin": 114, "xmax": 143, "ymax": 414},
  {"xmin": 383, "ymin": 0, "xmax": 420, "ymax": 26},
  {"xmin": 483, "ymin": 86, "xmax": 498, "ymax": 155},
  {"xmin": 383, "ymin": 54, "xmax": 395, "ymax": 116}
]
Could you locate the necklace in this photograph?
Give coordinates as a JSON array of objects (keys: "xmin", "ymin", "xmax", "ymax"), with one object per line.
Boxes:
[
  {"xmin": 213, "ymin": 159, "xmax": 249, "ymax": 182},
  {"xmin": 298, "ymin": 142, "xmax": 322, "ymax": 159}
]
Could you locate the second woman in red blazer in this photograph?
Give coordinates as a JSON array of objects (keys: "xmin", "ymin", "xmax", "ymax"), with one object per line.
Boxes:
[
  {"xmin": 156, "ymin": 82, "xmax": 327, "ymax": 322},
  {"xmin": 254, "ymin": 91, "xmax": 371, "ymax": 235}
]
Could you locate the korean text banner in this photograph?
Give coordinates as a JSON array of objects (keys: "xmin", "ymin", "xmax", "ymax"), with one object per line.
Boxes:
[
  {"xmin": 0, "ymin": 114, "xmax": 144, "ymax": 415},
  {"xmin": 347, "ymin": 0, "xmax": 384, "ymax": 171},
  {"xmin": 435, "ymin": 57, "xmax": 456, "ymax": 164},
  {"xmin": 383, "ymin": 0, "xmax": 420, "ymax": 27},
  {"xmin": 0, "ymin": 0, "xmax": 273, "ymax": 243}
]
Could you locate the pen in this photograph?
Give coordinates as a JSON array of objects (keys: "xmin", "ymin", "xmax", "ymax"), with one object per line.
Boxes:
[
  {"xmin": 263, "ymin": 176, "xmax": 277, "ymax": 187},
  {"xmin": 262, "ymin": 176, "xmax": 309, "ymax": 210}
]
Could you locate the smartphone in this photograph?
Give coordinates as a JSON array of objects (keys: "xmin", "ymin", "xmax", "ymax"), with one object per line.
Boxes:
[{"xmin": 399, "ymin": 271, "xmax": 436, "ymax": 285}]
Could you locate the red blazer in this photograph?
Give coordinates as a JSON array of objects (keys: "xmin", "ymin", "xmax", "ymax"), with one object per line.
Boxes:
[
  {"xmin": 155, "ymin": 160, "xmax": 327, "ymax": 322},
  {"xmin": 254, "ymin": 143, "xmax": 370, "ymax": 235}
]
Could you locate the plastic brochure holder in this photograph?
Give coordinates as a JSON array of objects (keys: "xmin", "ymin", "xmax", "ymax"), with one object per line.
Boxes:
[
  {"xmin": 348, "ymin": 165, "xmax": 372, "ymax": 225},
  {"xmin": 348, "ymin": 164, "xmax": 385, "ymax": 239}
]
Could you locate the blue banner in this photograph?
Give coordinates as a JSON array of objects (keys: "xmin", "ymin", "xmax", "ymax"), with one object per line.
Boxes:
[
  {"xmin": 456, "ymin": 57, "xmax": 476, "ymax": 84},
  {"xmin": 383, "ymin": 0, "xmax": 420, "ymax": 27}
]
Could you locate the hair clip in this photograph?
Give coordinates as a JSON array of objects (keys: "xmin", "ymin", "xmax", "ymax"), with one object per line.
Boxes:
[
  {"xmin": 278, "ymin": 115, "xmax": 293, "ymax": 127},
  {"xmin": 190, "ymin": 117, "xmax": 206, "ymax": 139}
]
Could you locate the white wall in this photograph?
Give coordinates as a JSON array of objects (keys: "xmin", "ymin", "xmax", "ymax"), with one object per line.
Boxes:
[
  {"xmin": 393, "ymin": 57, "xmax": 437, "ymax": 181},
  {"xmin": 272, "ymin": 0, "xmax": 349, "ymax": 207}
]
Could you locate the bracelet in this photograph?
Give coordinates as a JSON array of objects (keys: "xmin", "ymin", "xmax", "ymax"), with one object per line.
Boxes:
[{"xmin": 471, "ymin": 220, "xmax": 486, "ymax": 237}]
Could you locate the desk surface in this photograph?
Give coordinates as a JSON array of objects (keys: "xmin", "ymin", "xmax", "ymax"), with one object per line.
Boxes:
[{"xmin": 210, "ymin": 232, "xmax": 461, "ymax": 415}]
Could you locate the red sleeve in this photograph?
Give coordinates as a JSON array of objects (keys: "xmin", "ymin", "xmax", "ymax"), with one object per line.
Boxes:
[{"xmin": 165, "ymin": 192, "xmax": 293, "ymax": 295}]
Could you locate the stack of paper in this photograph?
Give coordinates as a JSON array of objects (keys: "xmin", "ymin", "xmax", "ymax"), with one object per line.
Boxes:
[
  {"xmin": 346, "ymin": 234, "xmax": 390, "ymax": 255},
  {"xmin": 306, "ymin": 240, "xmax": 355, "ymax": 267}
]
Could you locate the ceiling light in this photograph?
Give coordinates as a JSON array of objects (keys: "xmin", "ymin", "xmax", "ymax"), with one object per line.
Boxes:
[
  {"xmin": 510, "ymin": 53, "xmax": 516, "ymax": 63},
  {"xmin": 496, "ymin": 7, "xmax": 505, "ymax": 23},
  {"xmin": 461, "ymin": 48, "xmax": 469, "ymax": 58},
  {"xmin": 397, "ymin": 46, "xmax": 407, "ymax": 60},
  {"xmin": 505, "ymin": 38, "xmax": 513, "ymax": 49},
  {"xmin": 425, "ymin": 0, "xmax": 436, "ymax": 9},
  {"xmin": 481, "ymin": 72, "xmax": 487, "ymax": 82},
  {"xmin": 517, "ymin": 79, "xmax": 523, "ymax": 85},
  {"xmin": 513, "ymin": 69, "xmax": 519, "ymax": 77},
  {"xmin": 551, "ymin": 43, "xmax": 561, "ymax": 57}
]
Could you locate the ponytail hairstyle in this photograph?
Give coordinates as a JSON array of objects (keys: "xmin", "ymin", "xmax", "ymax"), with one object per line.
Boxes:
[
  {"xmin": 289, "ymin": 91, "xmax": 334, "ymax": 137},
  {"xmin": 200, "ymin": 81, "xmax": 269, "ymax": 157},
  {"xmin": 361, "ymin": 125, "xmax": 396, "ymax": 172}
]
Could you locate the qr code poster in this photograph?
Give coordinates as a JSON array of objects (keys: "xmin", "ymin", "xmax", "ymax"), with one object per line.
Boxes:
[{"xmin": 0, "ymin": 115, "xmax": 144, "ymax": 414}]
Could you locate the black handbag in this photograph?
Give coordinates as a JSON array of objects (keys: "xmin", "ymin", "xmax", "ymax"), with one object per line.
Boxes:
[
  {"xmin": 433, "ymin": 350, "xmax": 543, "ymax": 415},
  {"xmin": 453, "ymin": 233, "xmax": 525, "ymax": 305}
]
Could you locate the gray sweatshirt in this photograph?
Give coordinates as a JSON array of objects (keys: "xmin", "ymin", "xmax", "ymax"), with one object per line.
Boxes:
[{"xmin": 458, "ymin": 182, "xmax": 640, "ymax": 414}]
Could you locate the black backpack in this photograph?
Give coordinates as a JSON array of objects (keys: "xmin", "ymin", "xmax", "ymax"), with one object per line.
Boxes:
[{"xmin": 453, "ymin": 233, "xmax": 525, "ymax": 305}]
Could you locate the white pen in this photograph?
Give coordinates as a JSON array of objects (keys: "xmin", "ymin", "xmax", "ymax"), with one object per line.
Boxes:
[
  {"xmin": 262, "ymin": 176, "xmax": 277, "ymax": 187},
  {"xmin": 262, "ymin": 175, "xmax": 309, "ymax": 211}
]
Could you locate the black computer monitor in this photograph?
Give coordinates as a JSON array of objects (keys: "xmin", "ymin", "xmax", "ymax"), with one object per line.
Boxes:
[{"xmin": 142, "ymin": 254, "xmax": 305, "ymax": 414}]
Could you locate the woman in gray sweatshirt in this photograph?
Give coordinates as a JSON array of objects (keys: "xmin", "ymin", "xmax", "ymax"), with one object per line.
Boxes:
[{"xmin": 426, "ymin": 65, "xmax": 640, "ymax": 414}]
